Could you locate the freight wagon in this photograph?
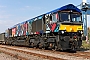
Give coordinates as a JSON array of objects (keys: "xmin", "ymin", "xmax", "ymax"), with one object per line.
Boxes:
[
  {"xmin": 0, "ymin": 33, "xmax": 5, "ymax": 44},
  {"xmin": 4, "ymin": 4, "xmax": 86, "ymax": 51}
]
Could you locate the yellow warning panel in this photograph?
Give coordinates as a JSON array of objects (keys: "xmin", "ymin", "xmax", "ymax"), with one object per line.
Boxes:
[{"xmin": 59, "ymin": 24, "xmax": 83, "ymax": 32}]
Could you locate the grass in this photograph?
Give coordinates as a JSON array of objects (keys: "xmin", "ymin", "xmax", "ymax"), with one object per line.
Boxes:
[
  {"xmin": 81, "ymin": 28, "xmax": 90, "ymax": 49},
  {"xmin": 81, "ymin": 40, "xmax": 90, "ymax": 49}
]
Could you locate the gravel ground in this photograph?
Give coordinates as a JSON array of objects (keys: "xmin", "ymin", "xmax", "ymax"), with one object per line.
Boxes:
[
  {"xmin": 0, "ymin": 52, "xmax": 19, "ymax": 60},
  {"xmin": 85, "ymin": 50, "xmax": 90, "ymax": 52},
  {"xmin": 1, "ymin": 45, "xmax": 90, "ymax": 60},
  {"xmin": 0, "ymin": 48, "xmax": 50, "ymax": 60},
  {"xmin": 0, "ymin": 45, "xmax": 90, "ymax": 60}
]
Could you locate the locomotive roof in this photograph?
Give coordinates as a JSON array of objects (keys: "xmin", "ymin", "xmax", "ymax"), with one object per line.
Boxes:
[
  {"xmin": 10, "ymin": 4, "xmax": 81, "ymax": 29},
  {"xmin": 46, "ymin": 4, "xmax": 81, "ymax": 14}
]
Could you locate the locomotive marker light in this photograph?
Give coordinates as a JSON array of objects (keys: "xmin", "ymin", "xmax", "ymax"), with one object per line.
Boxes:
[{"xmin": 61, "ymin": 31, "xmax": 64, "ymax": 34}]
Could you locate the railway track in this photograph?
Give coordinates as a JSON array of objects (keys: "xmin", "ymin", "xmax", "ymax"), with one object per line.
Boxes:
[
  {"xmin": 0, "ymin": 45, "xmax": 64, "ymax": 60},
  {"xmin": 0, "ymin": 45, "xmax": 90, "ymax": 60}
]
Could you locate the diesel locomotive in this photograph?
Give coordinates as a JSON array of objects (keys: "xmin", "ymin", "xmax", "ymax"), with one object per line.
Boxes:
[{"xmin": 2, "ymin": 4, "xmax": 86, "ymax": 51}]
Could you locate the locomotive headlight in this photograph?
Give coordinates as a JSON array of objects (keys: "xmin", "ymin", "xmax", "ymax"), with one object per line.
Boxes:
[
  {"xmin": 61, "ymin": 31, "xmax": 65, "ymax": 34},
  {"xmin": 78, "ymin": 30, "xmax": 83, "ymax": 34},
  {"xmin": 60, "ymin": 30, "xmax": 66, "ymax": 34},
  {"xmin": 81, "ymin": 31, "xmax": 83, "ymax": 34}
]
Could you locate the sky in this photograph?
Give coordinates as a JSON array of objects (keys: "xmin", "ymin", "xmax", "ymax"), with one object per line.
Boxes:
[{"xmin": 0, "ymin": 0, "xmax": 90, "ymax": 33}]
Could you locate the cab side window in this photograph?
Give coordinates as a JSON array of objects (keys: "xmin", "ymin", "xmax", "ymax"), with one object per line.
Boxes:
[{"xmin": 52, "ymin": 13, "xmax": 59, "ymax": 23}]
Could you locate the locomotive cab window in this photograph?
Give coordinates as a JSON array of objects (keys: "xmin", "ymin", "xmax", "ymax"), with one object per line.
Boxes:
[
  {"xmin": 59, "ymin": 12, "xmax": 82, "ymax": 22},
  {"xmin": 59, "ymin": 12, "xmax": 70, "ymax": 22},
  {"xmin": 52, "ymin": 13, "xmax": 59, "ymax": 23},
  {"xmin": 71, "ymin": 13, "xmax": 82, "ymax": 22}
]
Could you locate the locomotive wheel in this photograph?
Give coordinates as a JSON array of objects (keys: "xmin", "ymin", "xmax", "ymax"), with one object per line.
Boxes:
[
  {"xmin": 49, "ymin": 43, "xmax": 55, "ymax": 49},
  {"xmin": 54, "ymin": 46, "xmax": 58, "ymax": 51},
  {"xmin": 71, "ymin": 40, "xmax": 77, "ymax": 51},
  {"xmin": 42, "ymin": 47, "xmax": 45, "ymax": 50},
  {"xmin": 49, "ymin": 43, "xmax": 53, "ymax": 47},
  {"xmin": 30, "ymin": 42, "xmax": 34, "ymax": 48},
  {"xmin": 5, "ymin": 42, "xmax": 7, "ymax": 45},
  {"xmin": 38, "ymin": 43, "xmax": 43, "ymax": 49}
]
